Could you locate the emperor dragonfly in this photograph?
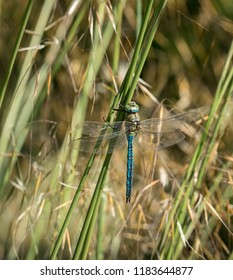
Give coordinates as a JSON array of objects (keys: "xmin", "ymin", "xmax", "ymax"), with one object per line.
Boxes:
[{"xmin": 70, "ymin": 102, "xmax": 199, "ymax": 203}]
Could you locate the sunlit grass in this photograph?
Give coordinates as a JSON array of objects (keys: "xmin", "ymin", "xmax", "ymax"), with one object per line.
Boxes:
[{"xmin": 0, "ymin": 0, "xmax": 233, "ymax": 260}]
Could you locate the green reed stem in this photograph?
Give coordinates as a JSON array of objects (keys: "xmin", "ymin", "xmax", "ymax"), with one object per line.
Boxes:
[
  {"xmin": 158, "ymin": 41, "xmax": 233, "ymax": 259},
  {"xmin": 72, "ymin": 0, "xmax": 168, "ymax": 260}
]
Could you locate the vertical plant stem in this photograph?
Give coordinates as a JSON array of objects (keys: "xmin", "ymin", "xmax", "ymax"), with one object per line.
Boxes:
[
  {"xmin": 72, "ymin": 0, "xmax": 168, "ymax": 260},
  {"xmin": 0, "ymin": 0, "xmax": 35, "ymax": 108},
  {"xmin": 158, "ymin": 41, "xmax": 233, "ymax": 259}
]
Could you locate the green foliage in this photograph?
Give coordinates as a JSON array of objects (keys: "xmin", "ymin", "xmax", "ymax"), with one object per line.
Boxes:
[{"xmin": 0, "ymin": 0, "xmax": 232, "ymax": 260}]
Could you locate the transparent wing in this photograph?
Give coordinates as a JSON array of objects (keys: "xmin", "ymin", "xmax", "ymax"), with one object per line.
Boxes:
[
  {"xmin": 69, "ymin": 121, "xmax": 127, "ymax": 154},
  {"xmin": 69, "ymin": 110, "xmax": 203, "ymax": 153},
  {"xmin": 135, "ymin": 111, "xmax": 200, "ymax": 149},
  {"xmin": 135, "ymin": 130, "xmax": 185, "ymax": 149},
  {"xmin": 75, "ymin": 121, "xmax": 125, "ymax": 137},
  {"xmin": 139, "ymin": 111, "xmax": 200, "ymax": 133}
]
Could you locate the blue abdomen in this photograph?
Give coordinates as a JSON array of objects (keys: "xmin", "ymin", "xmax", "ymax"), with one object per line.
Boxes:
[{"xmin": 126, "ymin": 134, "xmax": 134, "ymax": 203}]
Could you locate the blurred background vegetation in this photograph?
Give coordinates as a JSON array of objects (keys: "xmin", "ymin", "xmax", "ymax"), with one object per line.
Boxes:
[{"xmin": 0, "ymin": 0, "xmax": 233, "ymax": 260}]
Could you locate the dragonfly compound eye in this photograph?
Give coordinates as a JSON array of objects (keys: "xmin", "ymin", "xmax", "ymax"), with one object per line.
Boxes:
[{"xmin": 125, "ymin": 102, "xmax": 139, "ymax": 113}]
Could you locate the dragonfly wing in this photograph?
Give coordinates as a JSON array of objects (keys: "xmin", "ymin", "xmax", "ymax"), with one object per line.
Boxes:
[
  {"xmin": 69, "ymin": 135, "xmax": 127, "ymax": 154},
  {"xmin": 140, "ymin": 111, "xmax": 201, "ymax": 133},
  {"xmin": 135, "ymin": 130, "xmax": 185, "ymax": 149},
  {"xmin": 69, "ymin": 121, "xmax": 127, "ymax": 154},
  {"xmin": 136, "ymin": 110, "xmax": 203, "ymax": 149},
  {"xmin": 74, "ymin": 121, "xmax": 125, "ymax": 137}
]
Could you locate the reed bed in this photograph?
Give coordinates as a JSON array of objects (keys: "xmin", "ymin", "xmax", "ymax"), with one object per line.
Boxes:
[{"xmin": 0, "ymin": 0, "xmax": 232, "ymax": 260}]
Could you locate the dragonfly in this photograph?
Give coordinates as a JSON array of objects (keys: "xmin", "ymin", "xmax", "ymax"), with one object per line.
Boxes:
[{"xmin": 70, "ymin": 101, "xmax": 199, "ymax": 203}]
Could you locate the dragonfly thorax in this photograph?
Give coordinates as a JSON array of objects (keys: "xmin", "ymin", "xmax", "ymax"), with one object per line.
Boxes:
[
  {"xmin": 124, "ymin": 102, "xmax": 141, "ymax": 136},
  {"xmin": 71, "ymin": 100, "xmax": 196, "ymax": 203}
]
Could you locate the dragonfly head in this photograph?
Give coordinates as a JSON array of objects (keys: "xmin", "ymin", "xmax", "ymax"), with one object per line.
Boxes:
[{"xmin": 125, "ymin": 101, "xmax": 139, "ymax": 114}]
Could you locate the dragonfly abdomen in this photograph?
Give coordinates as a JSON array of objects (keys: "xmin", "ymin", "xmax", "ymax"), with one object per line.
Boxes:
[{"xmin": 126, "ymin": 134, "xmax": 134, "ymax": 203}]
